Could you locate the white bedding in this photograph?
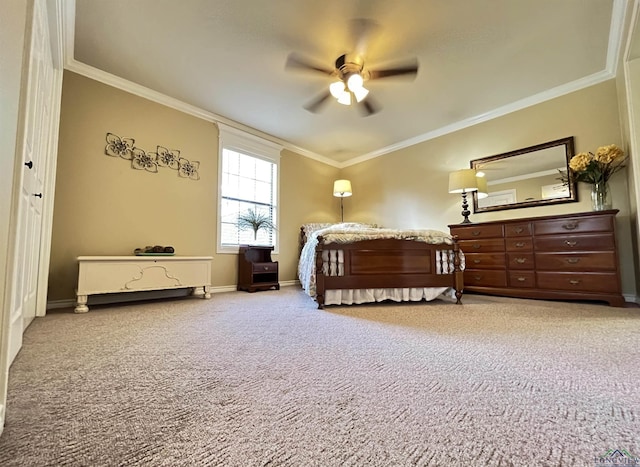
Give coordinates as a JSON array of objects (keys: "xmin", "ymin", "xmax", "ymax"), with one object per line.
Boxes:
[{"xmin": 298, "ymin": 223, "xmax": 461, "ymax": 305}]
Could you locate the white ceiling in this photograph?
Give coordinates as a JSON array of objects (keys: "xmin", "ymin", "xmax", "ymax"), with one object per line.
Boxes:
[{"xmin": 68, "ymin": 0, "xmax": 623, "ymax": 166}]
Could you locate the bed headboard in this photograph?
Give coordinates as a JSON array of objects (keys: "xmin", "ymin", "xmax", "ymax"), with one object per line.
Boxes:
[
  {"xmin": 299, "ymin": 223, "xmax": 381, "ymax": 253},
  {"xmin": 299, "ymin": 223, "xmax": 333, "ymax": 251}
]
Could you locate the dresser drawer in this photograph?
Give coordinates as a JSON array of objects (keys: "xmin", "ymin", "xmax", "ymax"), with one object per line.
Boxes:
[
  {"xmin": 464, "ymin": 253, "xmax": 505, "ymax": 269},
  {"xmin": 537, "ymin": 272, "xmax": 620, "ymax": 293},
  {"xmin": 464, "ymin": 269, "xmax": 508, "ymax": 287},
  {"xmin": 505, "ymin": 238, "xmax": 533, "ymax": 251},
  {"xmin": 505, "ymin": 222, "xmax": 532, "ymax": 237},
  {"xmin": 535, "ymin": 252, "xmax": 617, "ymax": 271},
  {"xmin": 253, "ymin": 262, "xmax": 278, "ymax": 273},
  {"xmin": 534, "ymin": 233, "xmax": 615, "ymax": 252},
  {"xmin": 450, "ymin": 224, "xmax": 503, "ymax": 240},
  {"xmin": 507, "ymin": 253, "xmax": 535, "ymax": 269},
  {"xmin": 458, "ymin": 238, "xmax": 505, "ymax": 253},
  {"xmin": 508, "ymin": 271, "xmax": 535, "ymax": 288},
  {"xmin": 534, "ymin": 215, "xmax": 614, "ymax": 236}
]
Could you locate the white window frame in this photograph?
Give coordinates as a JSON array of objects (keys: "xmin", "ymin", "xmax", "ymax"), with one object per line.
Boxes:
[{"xmin": 217, "ymin": 124, "xmax": 282, "ymax": 254}]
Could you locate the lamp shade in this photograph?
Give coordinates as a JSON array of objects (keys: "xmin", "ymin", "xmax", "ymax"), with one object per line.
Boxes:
[
  {"xmin": 333, "ymin": 179, "xmax": 353, "ymax": 197},
  {"xmin": 448, "ymin": 169, "xmax": 479, "ymax": 193},
  {"xmin": 476, "ymin": 174, "xmax": 489, "ymax": 199}
]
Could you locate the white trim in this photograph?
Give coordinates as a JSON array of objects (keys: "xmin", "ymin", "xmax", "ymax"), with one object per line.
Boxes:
[
  {"xmin": 623, "ymin": 293, "xmax": 639, "ymax": 304},
  {"xmin": 607, "ymin": 0, "xmax": 630, "ymax": 72},
  {"xmin": 217, "ymin": 126, "xmax": 281, "ymax": 255},
  {"xmin": 47, "ymin": 281, "xmax": 301, "ymax": 310},
  {"xmin": 342, "ymin": 70, "xmax": 615, "ymax": 167},
  {"xmin": 60, "ymin": 0, "xmax": 629, "ymax": 169},
  {"xmin": 622, "ymin": 0, "xmax": 640, "ymax": 305},
  {"xmin": 63, "ymin": 59, "xmax": 339, "ymax": 168},
  {"xmin": 36, "ymin": 0, "xmax": 64, "ymax": 318},
  {"xmin": 217, "ymin": 123, "xmax": 282, "ymax": 161}
]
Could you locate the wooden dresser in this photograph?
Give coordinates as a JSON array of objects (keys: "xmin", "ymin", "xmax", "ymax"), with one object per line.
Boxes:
[{"xmin": 449, "ymin": 210, "xmax": 624, "ymax": 306}]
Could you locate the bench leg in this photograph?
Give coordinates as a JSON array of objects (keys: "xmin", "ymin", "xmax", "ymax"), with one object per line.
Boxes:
[{"xmin": 75, "ymin": 295, "xmax": 89, "ymax": 313}]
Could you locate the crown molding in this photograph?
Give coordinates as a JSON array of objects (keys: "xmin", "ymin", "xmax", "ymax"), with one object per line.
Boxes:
[
  {"xmin": 59, "ymin": 1, "xmax": 338, "ymax": 167},
  {"xmin": 342, "ymin": 69, "xmax": 616, "ymax": 168},
  {"xmin": 61, "ymin": 0, "xmax": 625, "ymax": 171}
]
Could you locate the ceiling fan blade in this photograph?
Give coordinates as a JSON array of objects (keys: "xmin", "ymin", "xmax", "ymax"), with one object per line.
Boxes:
[
  {"xmin": 304, "ymin": 90, "xmax": 332, "ymax": 113},
  {"xmin": 358, "ymin": 96, "xmax": 380, "ymax": 117},
  {"xmin": 367, "ymin": 59, "xmax": 419, "ymax": 80},
  {"xmin": 286, "ymin": 53, "xmax": 335, "ymax": 76},
  {"xmin": 349, "ymin": 18, "xmax": 381, "ymax": 57}
]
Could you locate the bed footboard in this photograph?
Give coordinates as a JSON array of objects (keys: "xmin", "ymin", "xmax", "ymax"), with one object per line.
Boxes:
[{"xmin": 314, "ymin": 236, "xmax": 463, "ymax": 309}]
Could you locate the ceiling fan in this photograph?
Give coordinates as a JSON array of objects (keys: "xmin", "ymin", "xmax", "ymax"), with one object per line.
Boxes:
[{"xmin": 285, "ymin": 20, "xmax": 419, "ymax": 116}]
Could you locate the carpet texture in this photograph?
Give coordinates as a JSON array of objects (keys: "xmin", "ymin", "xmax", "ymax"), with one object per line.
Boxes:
[{"xmin": 0, "ymin": 288, "xmax": 638, "ymax": 466}]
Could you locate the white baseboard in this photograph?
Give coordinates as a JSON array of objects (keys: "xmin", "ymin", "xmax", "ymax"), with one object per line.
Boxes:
[
  {"xmin": 47, "ymin": 281, "xmax": 302, "ymax": 310},
  {"xmin": 623, "ymin": 293, "xmax": 639, "ymax": 305}
]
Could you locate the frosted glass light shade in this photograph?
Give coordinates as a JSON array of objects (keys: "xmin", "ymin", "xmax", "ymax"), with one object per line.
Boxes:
[
  {"xmin": 448, "ymin": 169, "xmax": 479, "ymax": 193},
  {"xmin": 333, "ymin": 179, "xmax": 353, "ymax": 197},
  {"xmin": 337, "ymin": 91, "xmax": 351, "ymax": 105},
  {"xmin": 352, "ymin": 86, "xmax": 369, "ymax": 102},
  {"xmin": 347, "ymin": 73, "xmax": 364, "ymax": 91},
  {"xmin": 329, "ymin": 81, "xmax": 345, "ymax": 98}
]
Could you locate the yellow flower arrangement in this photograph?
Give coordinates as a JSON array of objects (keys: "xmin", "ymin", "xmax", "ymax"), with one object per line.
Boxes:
[{"xmin": 568, "ymin": 144, "xmax": 626, "ymax": 185}]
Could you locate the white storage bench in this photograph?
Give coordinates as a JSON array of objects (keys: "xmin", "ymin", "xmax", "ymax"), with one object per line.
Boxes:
[{"xmin": 75, "ymin": 256, "xmax": 212, "ymax": 313}]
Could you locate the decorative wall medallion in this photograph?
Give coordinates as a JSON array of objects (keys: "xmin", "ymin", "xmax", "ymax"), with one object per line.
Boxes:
[
  {"xmin": 179, "ymin": 159, "xmax": 200, "ymax": 180},
  {"xmin": 155, "ymin": 146, "xmax": 181, "ymax": 169},
  {"xmin": 104, "ymin": 133, "xmax": 199, "ymax": 180},
  {"xmin": 132, "ymin": 148, "xmax": 158, "ymax": 173},
  {"xmin": 105, "ymin": 133, "xmax": 134, "ymax": 160}
]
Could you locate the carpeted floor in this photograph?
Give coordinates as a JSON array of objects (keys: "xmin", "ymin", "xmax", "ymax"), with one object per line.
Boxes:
[{"xmin": 0, "ymin": 288, "xmax": 638, "ymax": 466}]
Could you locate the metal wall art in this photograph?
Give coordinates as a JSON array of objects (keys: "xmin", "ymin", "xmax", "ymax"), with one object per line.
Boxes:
[{"xmin": 105, "ymin": 132, "xmax": 200, "ymax": 180}]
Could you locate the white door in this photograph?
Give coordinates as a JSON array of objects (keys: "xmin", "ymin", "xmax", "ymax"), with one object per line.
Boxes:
[{"xmin": 7, "ymin": 0, "xmax": 55, "ymax": 364}]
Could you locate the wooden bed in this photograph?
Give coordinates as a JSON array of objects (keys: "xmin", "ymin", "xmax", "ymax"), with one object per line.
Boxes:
[{"xmin": 299, "ymin": 224, "xmax": 464, "ymax": 309}]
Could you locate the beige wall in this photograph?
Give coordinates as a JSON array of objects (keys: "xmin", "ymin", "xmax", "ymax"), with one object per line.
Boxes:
[
  {"xmin": 50, "ymin": 73, "xmax": 637, "ymax": 301},
  {"xmin": 49, "ymin": 71, "xmax": 339, "ymax": 301},
  {"xmin": 342, "ymin": 79, "xmax": 637, "ymax": 297}
]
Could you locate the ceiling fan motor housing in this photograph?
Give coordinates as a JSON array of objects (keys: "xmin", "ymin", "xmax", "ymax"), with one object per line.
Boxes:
[{"xmin": 335, "ymin": 54, "xmax": 365, "ymax": 81}]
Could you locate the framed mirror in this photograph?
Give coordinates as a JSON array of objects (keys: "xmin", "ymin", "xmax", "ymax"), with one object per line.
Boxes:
[{"xmin": 471, "ymin": 136, "xmax": 577, "ymax": 213}]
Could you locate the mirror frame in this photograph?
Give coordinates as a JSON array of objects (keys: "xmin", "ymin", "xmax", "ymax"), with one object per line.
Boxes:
[{"xmin": 470, "ymin": 136, "xmax": 577, "ymax": 213}]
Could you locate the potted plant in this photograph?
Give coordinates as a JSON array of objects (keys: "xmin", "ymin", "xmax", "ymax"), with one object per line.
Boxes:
[{"xmin": 237, "ymin": 208, "xmax": 275, "ymax": 242}]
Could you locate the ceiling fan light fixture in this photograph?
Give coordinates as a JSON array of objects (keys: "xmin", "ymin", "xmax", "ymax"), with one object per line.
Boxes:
[
  {"xmin": 337, "ymin": 91, "xmax": 352, "ymax": 105},
  {"xmin": 353, "ymin": 86, "xmax": 369, "ymax": 103},
  {"xmin": 346, "ymin": 73, "xmax": 364, "ymax": 92},
  {"xmin": 329, "ymin": 81, "xmax": 345, "ymax": 99}
]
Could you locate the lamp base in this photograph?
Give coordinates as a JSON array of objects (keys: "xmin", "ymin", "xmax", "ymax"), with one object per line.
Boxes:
[{"xmin": 459, "ymin": 191, "xmax": 472, "ymax": 224}]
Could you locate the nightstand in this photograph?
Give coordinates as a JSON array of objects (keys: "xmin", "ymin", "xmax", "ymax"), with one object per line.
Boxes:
[{"xmin": 237, "ymin": 245, "xmax": 280, "ymax": 292}]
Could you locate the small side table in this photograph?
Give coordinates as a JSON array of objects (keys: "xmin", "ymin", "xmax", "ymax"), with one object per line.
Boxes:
[{"xmin": 237, "ymin": 245, "xmax": 279, "ymax": 292}]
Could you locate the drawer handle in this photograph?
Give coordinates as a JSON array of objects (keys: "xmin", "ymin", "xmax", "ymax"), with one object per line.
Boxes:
[
  {"xmin": 514, "ymin": 227, "xmax": 524, "ymax": 234},
  {"xmin": 473, "ymin": 259, "xmax": 481, "ymax": 264},
  {"xmin": 516, "ymin": 277, "xmax": 527, "ymax": 282},
  {"xmin": 562, "ymin": 222, "xmax": 578, "ymax": 230},
  {"xmin": 263, "ymin": 266, "xmax": 270, "ymax": 271},
  {"xmin": 473, "ymin": 275, "xmax": 483, "ymax": 281},
  {"xmin": 515, "ymin": 242, "xmax": 526, "ymax": 248},
  {"xmin": 569, "ymin": 279, "xmax": 581, "ymax": 285},
  {"xmin": 565, "ymin": 240, "xmax": 578, "ymax": 247},
  {"xmin": 471, "ymin": 231, "xmax": 481, "ymax": 236},
  {"xmin": 566, "ymin": 258, "xmax": 580, "ymax": 264},
  {"xmin": 514, "ymin": 257, "xmax": 527, "ymax": 264},
  {"xmin": 472, "ymin": 244, "xmax": 481, "ymax": 249}
]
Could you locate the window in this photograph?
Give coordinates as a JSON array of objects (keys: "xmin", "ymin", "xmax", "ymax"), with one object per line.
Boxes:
[{"xmin": 217, "ymin": 124, "xmax": 281, "ymax": 253}]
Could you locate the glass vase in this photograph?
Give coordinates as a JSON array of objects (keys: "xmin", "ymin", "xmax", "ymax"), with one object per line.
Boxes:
[{"xmin": 591, "ymin": 181, "xmax": 611, "ymax": 211}]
